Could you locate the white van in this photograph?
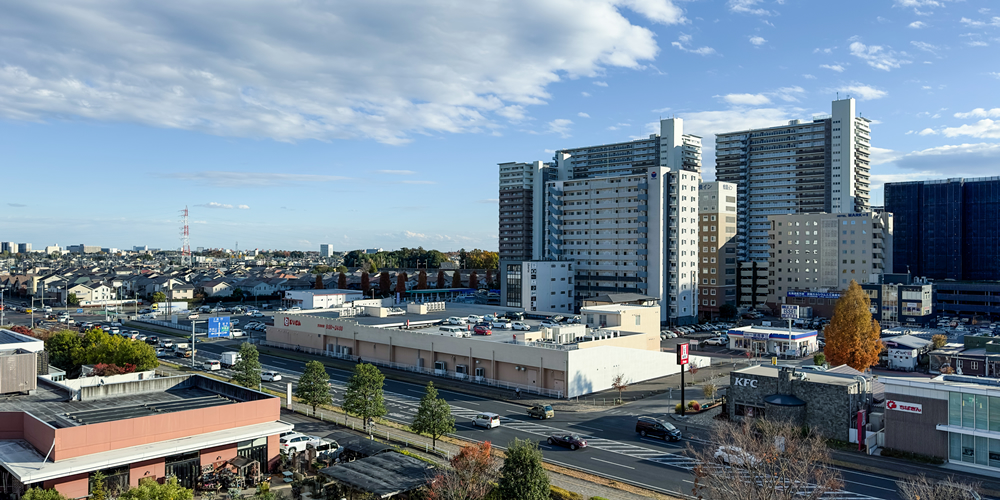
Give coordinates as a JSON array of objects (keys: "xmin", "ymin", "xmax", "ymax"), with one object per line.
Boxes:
[
  {"xmin": 203, "ymin": 360, "xmax": 221, "ymax": 371},
  {"xmin": 439, "ymin": 326, "xmax": 469, "ymax": 337},
  {"xmin": 472, "ymin": 412, "xmax": 501, "ymax": 429}
]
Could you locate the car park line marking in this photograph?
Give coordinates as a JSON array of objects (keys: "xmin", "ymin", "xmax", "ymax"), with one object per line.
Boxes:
[{"xmin": 589, "ymin": 457, "xmax": 635, "ymax": 469}]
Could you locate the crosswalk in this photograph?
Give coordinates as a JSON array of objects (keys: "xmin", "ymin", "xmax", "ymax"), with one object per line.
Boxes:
[{"xmin": 185, "ymin": 349, "xmax": 880, "ymax": 500}]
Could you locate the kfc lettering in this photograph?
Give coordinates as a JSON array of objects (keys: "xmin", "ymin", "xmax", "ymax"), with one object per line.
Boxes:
[
  {"xmin": 886, "ymin": 400, "xmax": 922, "ymax": 414},
  {"xmin": 733, "ymin": 377, "xmax": 758, "ymax": 388}
]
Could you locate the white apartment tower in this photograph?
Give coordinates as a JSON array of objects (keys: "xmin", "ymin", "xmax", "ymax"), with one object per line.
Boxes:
[
  {"xmin": 499, "ymin": 118, "xmax": 701, "ymax": 324},
  {"xmin": 715, "ymin": 98, "xmax": 872, "ymax": 262}
]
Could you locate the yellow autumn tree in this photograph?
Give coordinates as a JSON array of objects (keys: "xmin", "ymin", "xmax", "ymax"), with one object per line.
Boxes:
[{"xmin": 823, "ymin": 280, "xmax": 883, "ymax": 371}]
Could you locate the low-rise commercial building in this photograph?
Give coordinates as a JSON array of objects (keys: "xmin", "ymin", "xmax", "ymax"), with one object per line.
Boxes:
[
  {"xmin": 883, "ymin": 375, "xmax": 1000, "ymax": 473},
  {"xmin": 265, "ymin": 302, "xmax": 707, "ymax": 398},
  {"xmin": 933, "ymin": 281, "xmax": 1000, "ymax": 321},
  {"xmin": 284, "ymin": 289, "xmax": 365, "ymax": 309},
  {"xmin": 862, "ymin": 276, "xmax": 935, "ymax": 328},
  {"xmin": 724, "ymin": 325, "xmax": 819, "ymax": 358},
  {"xmin": 504, "ymin": 261, "xmax": 574, "ymax": 313},
  {"xmin": 882, "ymin": 335, "xmax": 932, "ymax": 372},
  {"xmin": 728, "ymin": 365, "xmax": 876, "ymax": 441},
  {"xmin": 0, "ymin": 369, "xmax": 288, "ymax": 498}
]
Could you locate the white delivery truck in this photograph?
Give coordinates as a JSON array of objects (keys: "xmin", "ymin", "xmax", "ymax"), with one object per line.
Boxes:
[{"xmin": 220, "ymin": 351, "xmax": 241, "ymax": 368}]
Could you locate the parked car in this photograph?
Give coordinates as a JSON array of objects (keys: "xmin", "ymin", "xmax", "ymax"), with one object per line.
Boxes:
[
  {"xmin": 145, "ymin": 335, "xmax": 159, "ymax": 345},
  {"xmin": 473, "ymin": 324, "xmax": 493, "ymax": 336},
  {"xmin": 312, "ymin": 438, "xmax": 343, "ymax": 461},
  {"xmin": 714, "ymin": 445, "xmax": 758, "ymax": 467},
  {"xmin": 251, "ymin": 311, "xmax": 264, "ymax": 318},
  {"xmin": 466, "ymin": 315, "xmax": 484, "ymax": 324},
  {"xmin": 230, "ymin": 329, "xmax": 244, "ymax": 337},
  {"xmin": 472, "ymin": 412, "xmax": 501, "ymax": 429},
  {"xmin": 493, "ymin": 320, "xmax": 511, "ymax": 329},
  {"xmin": 262, "ymin": 370, "xmax": 282, "ymax": 382},
  {"xmin": 527, "ymin": 405, "xmax": 555, "ymax": 419},
  {"xmin": 798, "ymin": 365, "xmax": 826, "ymax": 372},
  {"xmin": 539, "ymin": 320, "xmax": 559, "ymax": 329},
  {"xmin": 447, "ymin": 316, "xmax": 466, "ymax": 325},
  {"xmin": 547, "ymin": 434, "xmax": 587, "ymax": 450},
  {"xmin": 160, "ymin": 339, "xmax": 174, "ymax": 348},
  {"xmin": 279, "ymin": 433, "xmax": 319, "ymax": 454},
  {"xmin": 635, "ymin": 416, "xmax": 681, "ymax": 441},
  {"xmin": 511, "ymin": 321, "xmax": 531, "ymax": 331},
  {"xmin": 704, "ymin": 336, "xmax": 728, "ymax": 346}
]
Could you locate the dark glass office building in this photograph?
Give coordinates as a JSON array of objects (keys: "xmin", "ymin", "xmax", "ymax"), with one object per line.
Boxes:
[{"xmin": 885, "ymin": 177, "xmax": 1000, "ymax": 281}]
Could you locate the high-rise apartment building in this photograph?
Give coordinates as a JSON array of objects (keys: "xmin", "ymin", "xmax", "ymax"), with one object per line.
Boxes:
[
  {"xmin": 738, "ymin": 261, "xmax": 770, "ymax": 311},
  {"xmin": 17, "ymin": 243, "xmax": 31, "ymax": 253},
  {"xmin": 716, "ymin": 98, "xmax": 871, "ymax": 262},
  {"xmin": 766, "ymin": 211, "xmax": 892, "ymax": 306},
  {"xmin": 319, "ymin": 244, "xmax": 333, "ymax": 258},
  {"xmin": 885, "ymin": 177, "xmax": 1000, "ymax": 281},
  {"xmin": 697, "ymin": 182, "xmax": 739, "ymax": 319},
  {"xmin": 1, "ymin": 242, "xmax": 16, "ymax": 254},
  {"xmin": 499, "ymin": 118, "xmax": 701, "ymax": 324}
]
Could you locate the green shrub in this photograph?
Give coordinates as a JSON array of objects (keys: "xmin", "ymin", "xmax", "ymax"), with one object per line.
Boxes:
[
  {"xmin": 813, "ymin": 353, "xmax": 826, "ymax": 366},
  {"xmin": 687, "ymin": 400, "xmax": 699, "ymax": 409},
  {"xmin": 690, "ymin": 401, "xmax": 702, "ymax": 412},
  {"xmin": 589, "ymin": 497, "xmax": 610, "ymax": 500},
  {"xmin": 550, "ymin": 486, "xmax": 584, "ymax": 500}
]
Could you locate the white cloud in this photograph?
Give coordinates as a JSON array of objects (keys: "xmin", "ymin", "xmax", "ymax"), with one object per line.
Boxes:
[
  {"xmin": 721, "ymin": 93, "xmax": 771, "ymax": 106},
  {"xmin": 548, "ymin": 118, "xmax": 573, "ymax": 137},
  {"xmin": 849, "ymin": 41, "xmax": 911, "ymax": 71},
  {"xmin": 918, "ymin": 128, "xmax": 937, "ymax": 135},
  {"xmin": 772, "ymin": 86, "xmax": 805, "ymax": 102},
  {"xmin": 749, "ymin": 36, "xmax": 766, "ymax": 46},
  {"xmin": 237, "ymin": 205, "xmax": 250, "ymax": 210},
  {"xmin": 607, "ymin": 122, "xmax": 631, "ymax": 131},
  {"xmin": 870, "ymin": 171, "xmax": 944, "ymax": 189},
  {"xmin": 885, "ymin": 142, "xmax": 1000, "ymax": 176},
  {"xmin": 400, "ymin": 180, "xmax": 436, "ymax": 185},
  {"xmin": 830, "ymin": 83, "xmax": 888, "ymax": 100},
  {"xmin": 803, "ymin": 74, "xmax": 816, "ymax": 79},
  {"xmin": 967, "ymin": 41, "xmax": 989, "ymax": 47},
  {"xmin": 375, "ymin": 169, "xmax": 417, "ymax": 175},
  {"xmin": 954, "ymin": 108, "xmax": 1000, "ymax": 119},
  {"xmin": 0, "ymin": 1, "xmax": 685, "ymax": 145},
  {"xmin": 593, "ymin": 81, "xmax": 609, "ymax": 87},
  {"xmin": 651, "ymin": 107, "xmax": 671, "ymax": 113},
  {"xmin": 672, "ymin": 33, "xmax": 717, "ymax": 55},
  {"xmin": 910, "ymin": 41, "xmax": 939, "ymax": 54},
  {"xmin": 908, "ymin": 21, "xmax": 927, "ymax": 28},
  {"xmin": 942, "ymin": 120, "xmax": 1000, "ymax": 139},
  {"xmin": 581, "ymin": 92, "xmax": 591, "ymax": 97},
  {"xmin": 960, "ymin": 16, "xmax": 1000, "ymax": 27},
  {"xmin": 577, "ymin": 112, "xmax": 590, "ymax": 118},
  {"xmin": 814, "ymin": 47, "xmax": 835, "ymax": 54},
  {"xmin": 197, "ymin": 202, "xmax": 235, "ymax": 209},
  {"xmin": 728, "ymin": 0, "xmax": 773, "ymax": 16},
  {"xmin": 820, "ymin": 64, "xmax": 845, "ymax": 72},
  {"xmin": 164, "ymin": 171, "xmax": 350, "ymax": 187}
]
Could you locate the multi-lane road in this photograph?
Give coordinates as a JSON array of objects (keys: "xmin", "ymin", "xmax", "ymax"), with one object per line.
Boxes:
[{"xmin": 0, "ymin": 309, "xmax": 904, "ymax": 499}]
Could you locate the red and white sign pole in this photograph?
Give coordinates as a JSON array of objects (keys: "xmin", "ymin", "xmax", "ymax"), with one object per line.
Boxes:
[{"xmin": 678, "ymin": 343, "xmax": 690, "ymax": 416}]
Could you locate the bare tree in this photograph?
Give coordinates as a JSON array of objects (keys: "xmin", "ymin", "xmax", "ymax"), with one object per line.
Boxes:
[
  {"xmin": 897, "ymin": 475, "xmax": 982, "ymax": 500},
  {"xmin": 611, "ymin": 373, "xmax": 629, "ymax": 405},
  {"xmin": 690, "ymin": 419, "xmax": 842, "ymax": 500}
]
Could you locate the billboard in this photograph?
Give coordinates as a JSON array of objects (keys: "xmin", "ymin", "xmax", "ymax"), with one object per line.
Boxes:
[
  {"xmin": 676, "ymin": 343, "xmax": 690, "ymax": 366},
  {"xmin": 781, "ymin": 305, "xmax": 800, "ymax": 320},
  {"xmin": 786, "ymin": 291, "xmax": 842, "ymax": 299},
  {"xmin": 208, "ymin": 316, "xmax": 231, "ymax": 338}
]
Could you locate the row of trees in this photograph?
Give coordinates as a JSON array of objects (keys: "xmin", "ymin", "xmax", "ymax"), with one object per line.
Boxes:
[
  {"xmin": 45, "ymin": 328, "xmax": 158, "ymax": 377},
  {"xmin": 342, "ymin": 247, "xmax": 500, "ymax": 272}
]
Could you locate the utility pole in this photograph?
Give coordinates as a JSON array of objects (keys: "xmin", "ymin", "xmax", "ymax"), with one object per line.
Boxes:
[{"xmin": 191, "ymin": 319, "xmax": 197, "ymax": 368}]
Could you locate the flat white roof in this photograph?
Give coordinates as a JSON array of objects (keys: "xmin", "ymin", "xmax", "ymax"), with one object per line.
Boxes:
[
  {"xmin": 287, "ymin": 289, "xmax": 363, "ymax": 296},
  {"xmin": 0, "ymin": 421, "xmax": 292, "ymax": 483},
  {"xmin": 580, "ymin": 304, "xmax": 656, "ymax": 313}
]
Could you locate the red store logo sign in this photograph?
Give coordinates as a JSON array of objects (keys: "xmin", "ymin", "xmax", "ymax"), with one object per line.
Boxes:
[
  {"xmin": 284, "ymin": 317, "xmax": 301, "ymax": 327},
  {"xmin": 886, "ymin": 400, "xmax": 922, "ymax": 414}
]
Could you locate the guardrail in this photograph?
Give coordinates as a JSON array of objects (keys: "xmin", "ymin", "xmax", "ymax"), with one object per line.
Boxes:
[
  {"xmin": 134, "ymin": 318, "xmax": 208, "ymax": 334},
  {"xmin": 256, "ymin": 339, "xmax": 564, "ymax": 399},
  {"xmin": 298, "ymin": 408, "xmax": 453, "ymax": 459}
]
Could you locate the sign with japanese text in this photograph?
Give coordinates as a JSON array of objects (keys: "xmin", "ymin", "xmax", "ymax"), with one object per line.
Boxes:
[
  {"xmin": 207, "ymin": 316, "xmax": 231, "ymax": 338},
  {"xmin": 886, "ymin": 400, "xmax": 922, "ymax": 414},
  {"xmin": 677, "ymin": 343, "xmax": 689, "ymax": 366},
  {"xmin": 781, "ymin": 305, "xmax": 800, "ymax": 319}
]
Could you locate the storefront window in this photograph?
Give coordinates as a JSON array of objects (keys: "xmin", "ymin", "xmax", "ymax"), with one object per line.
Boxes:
[
  {"xmin": 977, "ymin": 436, "xmax": 989, "ymax": 466},
  {"xmin": 990, "ymin": 439, "xmax": 1000, "ymax": 468},
  {"xmin": 963, "ymin": 394, "xmax": 976, "ymax": 428},
  {"xmin": 950, "ymin": 393, "xmax": 963, "ymax": 426},
  {"xmin": 963, "ymin": 434, "xmax": 976, "ymax": 463},
  {"xmin": 990, "ymin": 397, "xmax": 1000, "ymax": 432},
  {"xmin": 950, "ymin": 433, "xmax": 962, "ymax": 461},
  {"xmin": 977, "ymin": 395, "xmax": 989, "ymax": 430}
]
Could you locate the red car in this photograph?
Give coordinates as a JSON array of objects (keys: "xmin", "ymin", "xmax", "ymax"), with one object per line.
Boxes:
[
  {"xmin": 473, "ymin": 324, "xmax": 492, "ymax": 335},
  {"xmin": 547, "ymin": 434, "xmax": 587, "ymax": 450}
]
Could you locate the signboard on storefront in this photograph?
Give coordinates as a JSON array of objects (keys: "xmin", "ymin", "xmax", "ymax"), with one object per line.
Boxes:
[
  {"xmin": 781, "ymin": 305, "xmax": 800, "ymax": 319},
  {"xmin": 677, "ymin": 343, "xmax": 689, "ymax": 366},
  {"xmin": 787, "ymin": 291, "xmax": 842, "ymax": 299},
  {"xmin": 886, "ymin": 400, "xmax": 922, "ymax": 414}
]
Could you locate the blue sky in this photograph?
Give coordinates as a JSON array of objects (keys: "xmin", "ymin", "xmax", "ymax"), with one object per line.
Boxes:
[{"xmin": 2, "ymin": 0, "xmax": 998, "ymax": 252}]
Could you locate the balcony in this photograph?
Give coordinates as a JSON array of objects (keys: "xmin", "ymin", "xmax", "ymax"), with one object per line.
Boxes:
[
  {"xmin": 637, "ymin": 249, "xmax": 648, "ymax": 255},
  {"xmin": 638, "ymin": 193, "xmax": 649, "ymax": 201},
  {"xmin": 550, "ymin": 207, "xmax": 563, "ymax": 216},
  {"xmin": 550, "ymin": 227, "xmax": 563, "ymax": 235},
  {"xmin": 638, "ymin": 182, "xmax": 648, "ymax": 189},
  {"xmin": 637, "ymin": 272, "xmax": 648, "ymax": 278},
  {"xmin": 638, "ymin": 238, "xmax": 648, "ymax": 244},
  {"xmin": 638, "ymin": 204, "xmax": 648, "ymax": 211},
  {"xmin": 637, "ymin": 282, "xmax": 648, "ymax": 290},
  {"xmin": 638, "ymin": 227, "xmax": 648, "ymax": 233},
  {"xmin": 547, "ymin": 186, "xmax": 563, "ymax": 197},
  {"xmin": 638, "ymin": 216, "xmax": 648, "ymax": 223},
  {"xmin": 638, "ymin": 260, "xmax": 648, "ymax": 266},
  {"xmin": 547, "ymin": 245, "xmax": 562, "ymax": 256},
  {"xmin": 549, "ymin": 236, "xmax": 562, "ymax": 245},
  {"xmin": 550, "ymin": 197, "xmax": 563, "ymax": 206}
]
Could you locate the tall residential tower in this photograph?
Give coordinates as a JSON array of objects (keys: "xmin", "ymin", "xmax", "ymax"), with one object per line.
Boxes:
[{"xmin": 715, "ymin": 98, "xmax": 871, "ymax": 262}]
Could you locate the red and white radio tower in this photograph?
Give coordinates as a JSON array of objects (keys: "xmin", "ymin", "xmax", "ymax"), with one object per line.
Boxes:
[{"xmin": 180, "ymin": 206, "xmax": 191, "ymax": 266}]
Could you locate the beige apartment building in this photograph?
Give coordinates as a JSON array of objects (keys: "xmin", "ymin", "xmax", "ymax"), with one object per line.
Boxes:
[
  {"xmin": 697, "ymin": 181, "xmax": 739, "ymax": 320},
  {"xmin": 766, "ymin": 211, "xmax": 893, "ymax": 308}
]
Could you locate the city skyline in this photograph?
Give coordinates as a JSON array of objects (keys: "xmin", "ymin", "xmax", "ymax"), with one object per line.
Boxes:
[{"xmin": 2, "ymin": 1, "xmax": 999, "ymax": 251}]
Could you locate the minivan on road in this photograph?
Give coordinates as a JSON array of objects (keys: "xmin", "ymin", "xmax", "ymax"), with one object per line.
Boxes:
[{"xmin": 635, "ymin": 416, "xmax": 682, "ymax": 441}]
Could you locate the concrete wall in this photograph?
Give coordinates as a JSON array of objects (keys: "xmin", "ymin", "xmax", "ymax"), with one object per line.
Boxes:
[
  {"xmin": 78, "ymin": 374, "xmax": 191, "ymax": 400},
  {"xmin": 565, "ymin": 346, "xmax": 710, "ymax": 398},
  {"xmin": 883, "ymin": 392, "xmax": 949, "ymax": 458},
  {"xmin": 201, "ymin": 443, "xmax": 239, "ymax": 466},
  {"xmin": 44, "ymin": 472, "xmax": 89, "ymax": 499},
  {"xmin": 130, "ymin": 457, "xmax": 166, "ymax": 487}
]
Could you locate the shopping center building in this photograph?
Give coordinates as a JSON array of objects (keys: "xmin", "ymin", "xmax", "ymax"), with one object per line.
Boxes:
[{"xmin": 884, "ymin": 375, "xmax": 1000, "ymax": 472}]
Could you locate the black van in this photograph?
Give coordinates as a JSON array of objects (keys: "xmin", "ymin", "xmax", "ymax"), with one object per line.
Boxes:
[{"xmin": 635, "ymin": 416, "xmax": 682, "ymax": 441}]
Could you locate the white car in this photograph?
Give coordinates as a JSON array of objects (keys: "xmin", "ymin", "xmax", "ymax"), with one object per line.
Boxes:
[
  {"xmin": 511, "ymin": 322, "xmax": 531, "ymax": 331},
  {"xmin": 539, "ymin": 320, "xmax": 559, "ymax": 329},
  {"xmin": 704, "ymin": 336, "xmax": 728, "ymax": 346},
  {"xmin": 251, "ymin": 311, "xmax": 264, "ymax": 318},
  {"xmin": 472, "ymin": 412, "xmax": 501, "ymax": 429},
  {"xmin": 714, "ymin": 446, "xmax": 758, "ymax": 467},
  {"xmin": 661, "ymin": 331, "xmax": 678, "ymax": 339},
  {"xmin": 203, "ymin": 360, "xmax": 221, "ymax": 371},
  {"xmin": 279, "ymin": 433, "xmax": 320, "ymax": 454},
  {"xmin": 466, "ymin": 315, "xmax": 484, "ymax": 324},
  {"xmin": 262, "ymin": 370, "xmax": 282, "ymax": 382},
  {"xmin": 447, "ymin": 316, "xmax": 467, "ymax": 325},
  {"xmin": 231, "ymin": 319, "xmax": 240, "ymax": 325},
  {"xmin": 492, "ymin": 320, "xmax": 511, "ymax": 329},
  {"xmin": 798, "ymin": 365, "xmax": 826, "ymax": 372},
  {"xmin": 230, "ymin": 329, "xmax": 244, "ymax": 337}
]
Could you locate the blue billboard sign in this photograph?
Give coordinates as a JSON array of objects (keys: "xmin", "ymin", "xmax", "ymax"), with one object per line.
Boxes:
[
  {"xmin": 208, "ymin": 316, "xmax": 231, "ymax": 338},
  {"xmin": 786, "ymin": 291, "xmax": 842, "ymax": 300},
  {"xmin": 76, "ymin": 308, "xmax": 84, "ymax": 314}
]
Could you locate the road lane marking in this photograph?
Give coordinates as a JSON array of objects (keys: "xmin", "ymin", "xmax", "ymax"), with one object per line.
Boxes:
[
  {"xmin": 589, "ymin": 457, "xmax": 635, "ymax": 469},
  {"xmin": 570, "ymin": 424, "xmax": 603, "ymax": 432}
]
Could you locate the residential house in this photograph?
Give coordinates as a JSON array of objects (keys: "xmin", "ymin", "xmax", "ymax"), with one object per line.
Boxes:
[{"xmin": 883, "ymin": 335, "xmax": 932, "ymax": 372}]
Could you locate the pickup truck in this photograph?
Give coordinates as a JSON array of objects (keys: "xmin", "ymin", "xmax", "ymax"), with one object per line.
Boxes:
[{"xmin": 527, "ymin": 405, "xmax": 555, "ymax": 420}]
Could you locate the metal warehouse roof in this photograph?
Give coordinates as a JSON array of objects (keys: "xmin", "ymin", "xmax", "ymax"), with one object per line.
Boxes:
[{"xmin": 320, "ymin": 452, "xmax": 434, "ymax": 498}]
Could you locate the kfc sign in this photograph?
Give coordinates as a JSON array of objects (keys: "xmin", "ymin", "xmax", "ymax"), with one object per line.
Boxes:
[
  {"xmin": 886, "ymin": 400, "xmax": 922, "ymax": 414},
  {"xmin": 283, "ymin": 317, "xmax": 301, "ymax": 327},
  {"xmin": 733, "ymin": 377, "xmax": 758, "ymax": 388},
  {"xmin": 677, "ymin": 343, "xmax": 690, "ymax": 366}
]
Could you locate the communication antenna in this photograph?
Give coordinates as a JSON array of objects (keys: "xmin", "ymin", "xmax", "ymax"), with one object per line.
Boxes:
[{"xmin": 179, "ymin": 206, "xmax": 191, "ymax": 266}]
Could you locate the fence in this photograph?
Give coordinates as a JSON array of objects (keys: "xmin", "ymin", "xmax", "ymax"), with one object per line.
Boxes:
[
  {"xmin": 256, "ymin": 339, "xmax": 564, "ymax": 399},
  {"xmin": 134, "ymin": 318, "xmax": 208, "ymax": 334}
]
